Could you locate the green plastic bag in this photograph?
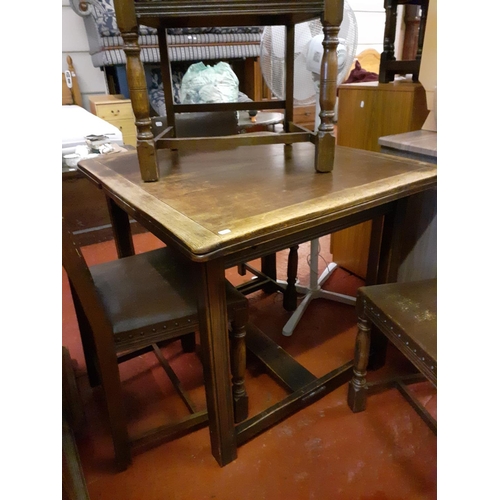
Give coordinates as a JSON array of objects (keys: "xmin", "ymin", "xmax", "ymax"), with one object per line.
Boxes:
[{"xmin": 180, "ymin": 62, "xmax": 239, "ymax": 104}]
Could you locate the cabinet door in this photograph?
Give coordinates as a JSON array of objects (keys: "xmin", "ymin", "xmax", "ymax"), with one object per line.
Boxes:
[
  {"xmin": 336, "ymin": 83, "xmax": 428, "ymax": 153},
  {"xmin": 336, "ymin": 87, "xmax": 380, "ymax": 151},
  {"xmin": 372, "ymin": 90, "xmax": 414, "ymax": 147}
]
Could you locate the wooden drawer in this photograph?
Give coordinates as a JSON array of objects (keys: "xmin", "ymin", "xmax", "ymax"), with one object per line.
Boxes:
[{"xmin": 93, "ymin": 102, "xmax": 134, "ymax": 121}]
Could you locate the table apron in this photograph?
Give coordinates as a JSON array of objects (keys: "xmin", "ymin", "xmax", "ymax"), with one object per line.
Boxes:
[
  {"xmin": 102, "ymin": 188, "xmax": 399, "ymax": 266},
  {"xmin": 223, "ymin": 202, "xmax": 393, "ymax": 268}
]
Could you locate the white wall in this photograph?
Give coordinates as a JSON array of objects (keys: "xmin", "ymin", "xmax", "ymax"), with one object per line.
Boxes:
[
  {"xmin": 61, "ymin": 0, "xmax": 107, "ymax": 110},
  {"xmin": 348, "ymin": 0, "xmax": 385, "ymax": 54}
]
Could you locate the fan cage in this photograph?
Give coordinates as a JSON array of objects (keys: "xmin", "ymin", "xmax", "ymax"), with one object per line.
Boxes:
[{"xmin": 259, "ymin": 4, "xmax": 358, "ymax": 107}]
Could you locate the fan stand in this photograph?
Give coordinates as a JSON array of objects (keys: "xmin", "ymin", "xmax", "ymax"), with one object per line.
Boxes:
[
  {"xmin": 278, "ymin": 239, "xmax": 356, "ymax": 336},
  {"xmin": 278, "ymin": 79, "xmax": 355, "ymax": 337},
  {"xmin": 258, "ymin": 5, "xmax": 359, "ymax": 336}
]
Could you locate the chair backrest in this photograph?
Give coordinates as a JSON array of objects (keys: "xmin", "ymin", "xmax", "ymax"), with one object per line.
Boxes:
[
  {"xmin": 114, "ymin": 0, "xmax": 344, "ymax": 181},
  {"xmin": 62, "ymin": 218, "xmax": 114, "ymax": 336},
  {"xmin": 379, "ymin": 0, "xmax": 429, "ymax": 83}
]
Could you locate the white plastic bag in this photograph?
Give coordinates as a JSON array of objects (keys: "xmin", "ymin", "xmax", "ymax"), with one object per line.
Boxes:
[{"xmin": 180, "ymin": 62, "xmax": 239, "ymax": 104}]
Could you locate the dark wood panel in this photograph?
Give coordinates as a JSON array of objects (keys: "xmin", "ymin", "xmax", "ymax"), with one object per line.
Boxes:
[
  {"xmin": 62, "ymin": 170, "xmax": 147, "ymax": 247},
  {"xmin": 246, "ymin": 323, "xmax": 317, "ymax": 391}
]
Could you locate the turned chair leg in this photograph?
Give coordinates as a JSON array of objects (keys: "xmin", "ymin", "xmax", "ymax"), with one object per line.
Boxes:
[
  {"xmin": 229, "ymin": 307, "xmax": 249, "ymax": 423},
  {"xmin": 367, "ymin": 326, "xmax": 388, "ymax": 371},
  {"xmin": 348, "ymin": 312, "xmax": 371, "ymax": 413}
]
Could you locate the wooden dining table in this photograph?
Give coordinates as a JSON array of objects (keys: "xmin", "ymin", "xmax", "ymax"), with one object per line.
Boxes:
[{"xmin": 77, "ymin": 141, "xmax": 437, "ymax": 467}]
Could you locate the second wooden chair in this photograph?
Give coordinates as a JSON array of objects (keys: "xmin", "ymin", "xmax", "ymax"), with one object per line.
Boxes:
[{"xmin": 62, "ymin": 219, "xmax": 249, "ymax": 471}]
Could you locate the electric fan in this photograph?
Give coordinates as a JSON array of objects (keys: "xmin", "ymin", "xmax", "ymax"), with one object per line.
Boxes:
[
  {"xmin": 259, "ymin": 4, "xmax": 359, "ymax": 336},
  {"xmin": 259, "ymin": 1, "xmax": 358, "ymax": 115}
]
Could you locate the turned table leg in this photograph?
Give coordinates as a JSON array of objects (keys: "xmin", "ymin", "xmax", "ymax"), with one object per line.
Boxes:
[
  {"xmin": 230, "ymin": 309, "xmax": 249, "ymax": 423},
  {"xmin": 348, "ymin": 307, "xmax": 371, "ymax": 413}
]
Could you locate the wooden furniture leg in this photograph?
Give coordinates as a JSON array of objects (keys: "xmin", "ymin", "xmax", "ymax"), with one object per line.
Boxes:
[
  {"xmin": 261, "ymin": 254, "xmax": 277, "ymax": 294},
  {"xmin": 93, "ymin": 322, "xmax": 131, "ymax": 470},
  {"xmin": 196, "ymin": 259, "xmax": 237, "ymax": 466},
  {"xmin": 348, "ymin": 279, "xmax": 437, "ymax": 431},
  {"xmin": 106, "ymin": 197, "xmax": 135, "ymax": 257},
  {"xmin": 315, "ymin": 1, "xmax": 343, "ymax": 172},
  {"xmin": 67, "ymin": 268, "xmax": 131, "ymax": 472},
  {"xmin": 379, "ymin": 0, "xmax": 429, "ymax": 83},
  {"xmin": 347, "ymin": 311, "xmax": 371, "ymax": 412},
  {"xmin": 69, "ymin": 283, "xmax": 100, "ymax": 388},
  {"xmin": 230, "ymin": 305, "xmax": 249, "ymax": 423},
  {"xmin": 368, "ymin": 198, "xmax": 407, "ymax": 370},
  {"xmin": 114, "ymin": 1, "xmax": 159, "ymax": 181},
  {"xmin": 379, "ymin": 0, "xmax": 398, "ymax": 84}
]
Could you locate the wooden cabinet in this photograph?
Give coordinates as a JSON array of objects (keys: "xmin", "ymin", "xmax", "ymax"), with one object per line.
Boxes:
[
  {"xmin": 336, "ymin": 81, "xmax": 428, "ymax": 152},
  {"xmin": 88, "ymin": 94, "xmax": 137, "ymax": 147},
  {"xmin": 331, "ymin": 81, "xmax": 429, "ymax": 279}
]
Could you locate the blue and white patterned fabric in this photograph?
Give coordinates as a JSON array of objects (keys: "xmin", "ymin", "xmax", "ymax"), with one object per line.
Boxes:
[
  {"xmin": 86, "ymin": 0, "xmax": 263, "ymax": 66},
  {"xmin": 91, "ymin": 0, "xmax": 262, "ymax": 37},
  {"xmin": 93, "ymin": 31, "xmax": 263, "ymax": 66},
  {"xmin": 90, "ymin": 0, "xmax": 156, "ymax": 36},
  {"xmin": 148, "ymin": 68, "xmax": 183, "ymax": 115},
  {"xmin": 90, "ymin": 40, "xmax": 262, "ymax": 67}
]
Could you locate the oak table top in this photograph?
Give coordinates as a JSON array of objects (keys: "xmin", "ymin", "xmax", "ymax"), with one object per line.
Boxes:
[
  {"xmin": 78, "ymin": 142, "xmax": 437, "ymax": 467},
  {"xmin": 79, "ymin": 142, "xmax": 436, "ymax": 260}
]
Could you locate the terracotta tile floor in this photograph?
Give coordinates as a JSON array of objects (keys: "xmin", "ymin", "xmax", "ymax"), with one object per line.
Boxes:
[{"xmin": 62, "ymin": 232, "xmax": 437, "ymax": 500}]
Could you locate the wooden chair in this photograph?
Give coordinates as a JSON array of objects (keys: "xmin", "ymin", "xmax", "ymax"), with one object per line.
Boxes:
[
  {"xmin": 114, "ymin": 0, "xmax": 345, "ymax": 182},
  {"xmin": 348, "ymin": 279, "xmax": 437, "ymax": 433},
  {"xmin": 62, "ymin": 219, "xmax": 249, "ymax": 471},
  {"xmin": 379, "ymin": 0, "xmax": 429, "ymax": 83}
]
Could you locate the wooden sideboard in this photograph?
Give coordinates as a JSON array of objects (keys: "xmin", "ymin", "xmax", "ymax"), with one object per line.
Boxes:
[{"xmin": 331, "ymin": 81, "xmax": 429, "ymax": 279}]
